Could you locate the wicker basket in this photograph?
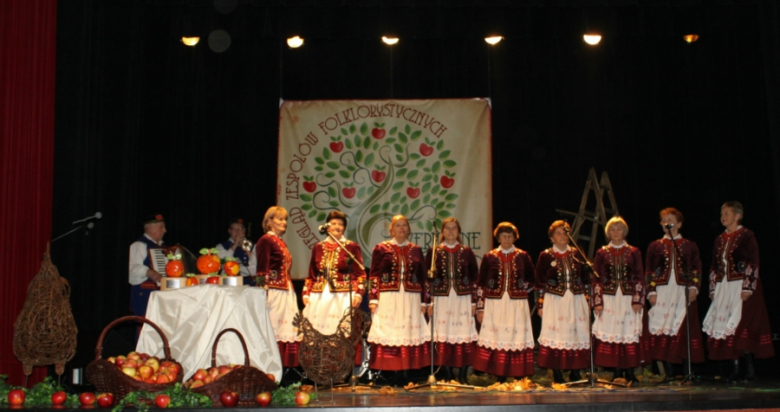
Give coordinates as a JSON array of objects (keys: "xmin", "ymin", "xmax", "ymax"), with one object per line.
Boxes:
[
  {"xmin": 191, "ymin": 328, "xmax": 278, "ymax": 406},
  {"xmin": 85, "ymin": 316, "xmax": 183, "ymax": 400}
]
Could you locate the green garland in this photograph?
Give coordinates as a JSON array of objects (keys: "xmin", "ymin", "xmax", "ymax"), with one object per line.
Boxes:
[
  {"xmin": 0, "ymin": 375, "xmax": 80, "ymax": 407},
  {"xmin": 112, "ymin": 383, "xmax": 212, "ymax": 412}
]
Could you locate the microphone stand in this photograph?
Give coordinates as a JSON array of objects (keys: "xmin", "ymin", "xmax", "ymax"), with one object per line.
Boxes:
[
  {"xmin": 407, "ymin": 224, "xmax": 477, "ymax": 391},
  {"xmin": 322, "ymin": 231, "xmax": 369, "ymax": 391},
  {"xmin": 52, "ymin": 222, "xmax": 95, "ymax": 242},
  {"xmin": 563, "ymin": 225, "xmax": 602, "ymax": 388},
  {"xmin": 661, "ymin": 226, "xmax": 696, "ymax": 385}
]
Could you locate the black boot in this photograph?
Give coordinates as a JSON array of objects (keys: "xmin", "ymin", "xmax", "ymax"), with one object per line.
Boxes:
[
  {"xmin": 625, "ymin": 368, "xmax": 639, "ymax": 384},
  {"xmin": 394, "ymin": 370, "xmax": 410, "ymax": 387},
  {"xmin": 569, "ymin": 369, "xmax": 582, "ymax": 382},
  {"xmin": 613, "ymin": 368, "xmax": 624, "ymax": 381},
  {"xmin": 726, "ymin": 359, "xmax": 741, "ymax": 383},
  {"xmin": 457, "ymin": 366, "xmax": 469, "ymax": 384},
  {"xmin": 553, "ymin": 369, "xmax": 565, "ymax": 384},
  {"xmin": 662, "ymin": 361, "xmax": 674, "ymax": 379},
  {"xmin": 743, "ymin": 353, "xmax": 756, "ymax": 382}
]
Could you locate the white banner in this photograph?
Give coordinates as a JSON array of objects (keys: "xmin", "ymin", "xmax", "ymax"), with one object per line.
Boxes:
[{"xmin": 278, "ymin": 99, "xmax": 493, "ymax": 279}]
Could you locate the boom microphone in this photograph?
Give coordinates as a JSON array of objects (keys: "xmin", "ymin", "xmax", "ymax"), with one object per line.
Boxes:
[
  {"xmin": 318, "ymin": 223, "xmax": 330, "ymax": 234},
  {"xmin": 664, "ymin": 223, "xmax": 675, "ymax": 231},
  {"xmin": 72, "ymin": 212, "xmax": 103, "ymax": 225}
]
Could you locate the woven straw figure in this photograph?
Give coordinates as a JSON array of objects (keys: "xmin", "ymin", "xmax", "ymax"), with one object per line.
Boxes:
[
  {"xmin": 13, "ymin": 245, "xmax": 78, "ymax": 376},
  {"xmin": 293, "ymin": 308, "xmax": 370, "ymax": 386}
]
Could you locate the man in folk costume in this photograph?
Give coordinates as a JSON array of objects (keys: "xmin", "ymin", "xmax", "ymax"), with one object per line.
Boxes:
[
  {"xmin": 702, "ymin": 201, "xmax": 774, "ymax": 381},
  {"xmin": 474, "ymin": 222, "xmax": 536, "ymax": 381},
  {"xmin": 644, "ymin": 208, "xmax": 705, "ymax": 378},
  {"xmin": 215, "ymin": 218, "xmax": 256, "ymax": 278},
  {"xmin": 128, "ymin": 214, "xmax": 166, "ymax": 319}
]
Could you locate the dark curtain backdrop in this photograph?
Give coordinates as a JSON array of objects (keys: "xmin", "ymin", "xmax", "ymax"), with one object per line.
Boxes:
[
  {"xmin": 51, "ymin": 0, "xmax": 779, "ymax": 379},
  {"xmin": 0, "ymin": 0, "xmax": 57, "ymax": 385}
]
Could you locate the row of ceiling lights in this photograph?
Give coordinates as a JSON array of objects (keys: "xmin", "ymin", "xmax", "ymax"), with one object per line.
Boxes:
[{"xmin": 180, "ymin": 34, "xmax": 700, "ymax": 48}]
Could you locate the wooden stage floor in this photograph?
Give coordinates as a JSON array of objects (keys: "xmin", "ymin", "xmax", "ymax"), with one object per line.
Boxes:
[{"xmin": 295, "ymin": 379, "xmax": 780, "ymax": 411}]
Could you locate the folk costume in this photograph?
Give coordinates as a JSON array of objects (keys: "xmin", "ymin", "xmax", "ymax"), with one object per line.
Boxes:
[
  {"xmin": 536, "ymin": 246, "xmax": 591, "ymax": 372},
  {"xmin": 474, "ymin": 246, "xmax": 536, "ymax": 378},
  {"xmin": 592, "ymin": 242, "xmax": 645, "ymax": 370},
  {"xmin": 302, "ymin": 237, "xmax": 366, "ymax": 365},
  {"xmin": 256, "ymin": 231, "xmax": 300, "ymax": 367},
  {"xmin": 367, "ymin": 239, "xmax": 431, "ymax": 371},
  {"xmin": 128, "ymin": 234, "xmax": 163, "ymax": 317},
  {"xmin": 644, "ymin": 235, "xmax": 705, "ymax": 365},
  {"xmin": 702, "ymin": 227, "xmax": 774, "ymax": 361},
  {"xmin": 425, "ymin": 242, "xmax": 479, "ymax": 372},
  {"xmin": 216, "ymin": 239, "xmax": 257, "ymax": 278}
]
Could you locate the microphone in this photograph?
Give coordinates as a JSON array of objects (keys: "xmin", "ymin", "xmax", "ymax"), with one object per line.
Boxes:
[
  {"xmin": 664, "ymin": 223, "xmax": 675, "ymax": 231},
  {"xmin": 73, "ymin": 212, "xmax": 102, "ymax": 225},
  {"xmin": 318, "ymin": 223, "xmax": 330, "ymax": 234}
]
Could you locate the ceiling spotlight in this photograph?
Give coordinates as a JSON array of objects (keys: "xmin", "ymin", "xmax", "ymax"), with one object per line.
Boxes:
[
  {"xmin": 382, "ymin": 36, "xmax": 399, "ymax": 45},
  {"xmin": 485, "ymin": 36, "xmax": 503, "ymax": 45},
  {"xmin": 583, "ymin": 34, "xmax": 602, "ymax": 45},
  {"xmin": 287, "ymin": 36, "xmax": 304, "ymax": 48},
  {"xmin": 683, "ymin": 34, "xmax": 700, "ymax": 44},
  {"xmin": 181, "ymin": 37, "xmax": 200, "ymax": 46}
]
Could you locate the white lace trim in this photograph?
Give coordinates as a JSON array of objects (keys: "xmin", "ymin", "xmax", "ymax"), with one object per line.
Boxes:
[
  {"xmin": 367, "ymin": 336, "xmax": 430, "ymax": 347},
  {"xmin": 478, "ymin": 339, "xmax": 535, "ymax": 351},
  {"xmin": 592, "ymin": 332, "xmax": 640, "ymax": 344},
  {"xmin": 537, "ymin": 338, "xmax": 590, "ymax": 350}
]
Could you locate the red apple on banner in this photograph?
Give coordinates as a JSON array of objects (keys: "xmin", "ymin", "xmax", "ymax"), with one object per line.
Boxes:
[
  {"xmin": 343, "ymin": 187, "xmax": 356, "ymax": 199},
  {"xmin": 419, "ymin": 143, "xmax": 434, "ymax": 156},
  {"xmin": 330, "ymin": 142, "xmax": 344, "ymax": 153},
  {"xmin": 371, "ymin": 128, "xmax": 385, "ymax": 140},
  {"xmin": 440, "ymin": 176, "xmax": 454, "ymax": 188},
  {"xmin": 407, "ymin": 187, "xmax": 420, "ymax": 199},
  {"xmin": 371, "ymin": 170, "xmax": 386, "ymax": 183}
]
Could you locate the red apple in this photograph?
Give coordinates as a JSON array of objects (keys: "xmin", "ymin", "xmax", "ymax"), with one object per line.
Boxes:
[
  {"xmin": 138, "ymin": 365, "xmax": 153, "ymax": 379},
  {"xmin": 419, "ymin": 143, "xmax": 434, "ymax": 156},
  {"xmin": 208, "ymin": 367, "xmax": 220, "ymax": 379},
  {"xmin": 143, "ymin": 358, "xmax": 160, "ymax": 372},
  {"xmin": 343, "ymin": 187, "xmax": 356, "ymax": 198},
  {"xmin": 329, "ymin": 142, "xmax": 344, "ymax": 153},
  {"xmin": 302, "ymin": 182, "xmax": 316, "ymax": 192},
  {"xmin": 96, "ymin": 393, "xmax": 114, "ymax": 408},
  {"xmin": 255, "ymin": 392, "xmax": 271, "ymax": 407},
  {"xmin": 8, "ymin": 389, "xmax": 25, "ymax": 406},
  {"xmin": 160, "ymin": 361, "xmax": 180, "ymax": 375},
  {"xmin": 371, "ymin": 128, "xmax": 385, "ymax": 139},
  {"xmin": 218, "ymin": 365, "xmax": 233, "ymax": 377},
  {"xmin": 127, "ymin": 352, "xmax": 141, "ymax": 361},
  {"xmin": 371, "ymin": 170, "xmax": 386, "ymax": 183},
  {"xmin": 294, "ymin": 391, "xmax": 310, "ymax": 405},
  {"xmin": 440, "ymin": 176, "xmax": 454, "ymax": 188},
  {"xmin": 123, "ymin": 360, "xmax": 138, "ymax": 369},
  {"xmin": 220, "ymin": 391, "xmax": 239, "ymax": 407},
  {"xmin": 79, "ymin": 392, "xmax": 96, "ymax": 406},
  {"xmin": 156, "ymin": 374, "xmax": 170, "ymax": 384},
  {"xmin": 154, "ymin": 394, "xmax": 170, "ymax": 409},
  {"xmin": 51, "ymin": 391, "xmax": 67, "ymax": 405},
  {"xmin": 189, "ymin": 380, "xmax": 205, "ymax": 389},
  {"xmin": 206, "ymin": 276, "xmax": 220, "ymax": 284},
  {"xmin": 106, "ymin": 357, "xmax": 116, "ymax": 364},
  {"xmin": 407, "ymin": 187, "xmax": 420, "ymax": 199}
]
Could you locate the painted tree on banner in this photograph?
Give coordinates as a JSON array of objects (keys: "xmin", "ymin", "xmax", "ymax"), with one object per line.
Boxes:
[{"xmin": 299, "ymin": 122, "xmax": 458, "ymax": 262}]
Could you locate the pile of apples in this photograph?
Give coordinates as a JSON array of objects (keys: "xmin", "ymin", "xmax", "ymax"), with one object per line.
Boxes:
[
  {"xmin": 183, "ymin": 364, "xmax": 242, "ymax": 388},
  {"xmin": 106, "ymin": 351, "xmax": 180, "ymax": 384}
]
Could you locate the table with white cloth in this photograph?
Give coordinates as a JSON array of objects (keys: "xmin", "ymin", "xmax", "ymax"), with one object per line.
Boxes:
[{"xmin": 136, "ymin": 284, "xmax": 282, "ymax": 382}]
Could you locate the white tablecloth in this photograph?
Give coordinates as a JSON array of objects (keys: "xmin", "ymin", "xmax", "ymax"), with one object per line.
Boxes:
[{"xmin": 136, "ymin": 285, "xmax": 282, "ymax": 382}]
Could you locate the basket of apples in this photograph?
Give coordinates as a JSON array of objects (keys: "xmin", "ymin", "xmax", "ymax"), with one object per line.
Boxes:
[
  {"xmin": 85, "ymin": 316, "xmax": 184, "ymax": 401},
  {"xmin": 185, "ymin": 328, "xmax": 278, "ymax": 406}
]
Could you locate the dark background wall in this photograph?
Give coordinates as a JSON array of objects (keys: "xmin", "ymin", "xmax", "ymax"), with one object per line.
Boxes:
[{"xmin": 51, "ymin": 0, "xmax": 780, "ymax": 376}]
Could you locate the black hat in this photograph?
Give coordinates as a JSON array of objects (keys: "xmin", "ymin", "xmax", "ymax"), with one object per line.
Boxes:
[{"xmin": 143, "ymin": 214, "xmax": 165, "ymax": 225}]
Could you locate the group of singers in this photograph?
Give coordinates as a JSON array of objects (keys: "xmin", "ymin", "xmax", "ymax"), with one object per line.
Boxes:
[{"xmin": 129, "ymin": 201, "xmax": 773, "ymax": 386}]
